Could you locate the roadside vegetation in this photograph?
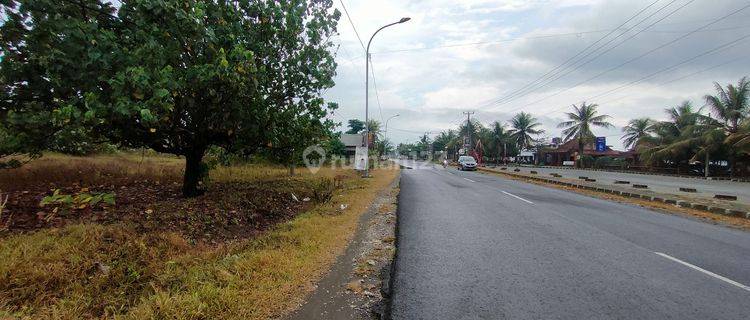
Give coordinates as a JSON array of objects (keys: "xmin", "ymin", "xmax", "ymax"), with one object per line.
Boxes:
[{"xmin": 0, "ymin": 153, "xmax": 399, "ymax": 319}]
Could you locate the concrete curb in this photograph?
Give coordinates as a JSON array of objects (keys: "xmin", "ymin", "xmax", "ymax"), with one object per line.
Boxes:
[
  {"xmin": 492, "ymin": 164, "xmax": 750, "ymax": 183},
  {"xmin": 478, "ymin": 167, "xmax": 750, "ymax": 220}
]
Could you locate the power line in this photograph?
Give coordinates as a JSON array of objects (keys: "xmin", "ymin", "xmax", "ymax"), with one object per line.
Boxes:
[
  {"xmin": 488, "ymin": 0, "xmax": 688, "ymax": 109},
  {"xmin": 503, "ymin": 0, "xmax": 749, "ymax": 111},
  {"xmin": 537, "ymin": 33, "xmax": 750, "ymax": 118},
  {"xmin": 471, "ymin": 0, "xmax": 663, "ymax": 111},
  {"xmin": 338, "ymin": 0, "xmax": 366, "ymax": 52},
  {"xmin": 369, "ymin": 56, "xmax": 385, "ymax": 123},
  {"xmin": 600, "ymin": 55, "xmax": 749, "ymax": 105}
]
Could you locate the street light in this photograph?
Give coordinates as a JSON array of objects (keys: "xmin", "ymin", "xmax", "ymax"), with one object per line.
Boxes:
[
  {"xmin": 384, "ymin": 114, "xmax": 400, "ymax": 142},
  {"xmin": 383, "ymin": 114, "xmax": 399, "ymax": 159},
  {"xmin": 364, "ymin": 17, "xmax": 410, "ymax": 178}
]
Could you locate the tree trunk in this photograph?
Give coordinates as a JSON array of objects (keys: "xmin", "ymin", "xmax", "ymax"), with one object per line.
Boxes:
[
  {"xmin": 496, "ymin": 142, "xmax": 500, "ymax": 166},
  {"xmin": 183, "ymin": 148, "xmax": 206, "ymax": 197},
  {"xmin": 578, "ymin": 140, "xmax": 584, "ymax": 168},
  {"xmin": 704, "ymin": 152, "xmax": 710, "ymax": 178},
  {"xmin": 729, "ymin": 153, "xmax": 735, "ymax": 178},
  {"xmin": 288, "ymin": 163, "xmax": 296, "ymax": 176}
]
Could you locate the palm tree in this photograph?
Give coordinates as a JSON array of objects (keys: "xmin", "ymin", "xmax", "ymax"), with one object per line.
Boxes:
[
  {"xmin": 366, "ymin": 119, "xmax": 382, "ymax": 137},
  {"xmin": 621, "ymin": 118, "xmax": 655, "ymax": 150},
  {"xmin": 509, "ymin": 112, "xmax": 544, "ymax": 151},
  {"xmin": 491, "ymin": 121, "xmax": 510, "ymax": 164},
  {"xmin": 727, "ymin": 119, "xmax": 750, "ymax": 155},
  {"xmin": 639, "ymin": 101, "xmax": 703, "ymax": 168},
  {"xmin": 557, "ymin": 102, "xmax": 613, "ymax": 168},
  {"xmin": 704, "ymin": 76, "xmax": 749, "ymax": 134},
  {"xmin": 705, "ymin": 76, "xmax": 749, "ymax": 176}
]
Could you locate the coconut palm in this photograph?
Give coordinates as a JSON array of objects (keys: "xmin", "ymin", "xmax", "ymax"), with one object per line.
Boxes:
[
  {"xmin": 509, "ymin": 112, "xmax": 544, "ymax": 150},
  {"xmin": 704, "ymin": 76, "xmax": 749, "ymax": 134},
  {"xmin": 727, "ymin": 119, "xmax": 750, "ymax": 155},
  {"xmin": 660, "ymin": 117, "xmax": 724, "ymax": 177},
  {"xmin": 705, "ymin": 76, "xmax": 749, "ymax": 176},
  {"xmin": 639, "ymin": 101, "xmax": 703, "ymax": 167},
  {"xmin": 621, "ymin": 118, "xmax": 655, "ymax": 150},
  {"xmin": 557, "ymin": 102, "xmax": 613, "ymax": 167}
]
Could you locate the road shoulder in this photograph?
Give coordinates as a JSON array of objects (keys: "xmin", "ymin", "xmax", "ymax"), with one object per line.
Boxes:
[{"xmin": 286, "ymin": 173, "xmax": 400, "ymax": 320}]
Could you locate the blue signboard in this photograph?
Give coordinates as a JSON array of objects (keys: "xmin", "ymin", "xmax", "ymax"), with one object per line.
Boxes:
[{"xmin": 595, "ymin": 137, "xmax": 606, "ymax": 152}]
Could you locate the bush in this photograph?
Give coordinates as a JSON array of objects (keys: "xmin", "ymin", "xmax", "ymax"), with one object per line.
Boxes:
[{"xmin": 310, "ymin": 177, "xmax": 336, "ymax": 203}]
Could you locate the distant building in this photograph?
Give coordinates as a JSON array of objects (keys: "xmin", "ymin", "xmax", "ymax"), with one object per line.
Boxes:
[
  {"xmin": 539, "ymin": 138, "xmax": 622, "ymax": 166},
  {"xmin": 340, "ymin": 133, "xmax": 365, "ymax": 157}
]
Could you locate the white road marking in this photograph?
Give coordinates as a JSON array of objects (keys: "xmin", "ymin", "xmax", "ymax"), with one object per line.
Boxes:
[
  {"xmin": 501, "ymin": 191, "xmax": 534, "ymax": 204},
  {"xmin": 654, "ymin": 252, "xmax": 750, "ymax": 292},
  {"xmin": 463, "ymin": 177, "xmax": 475, "ymax": 182}
]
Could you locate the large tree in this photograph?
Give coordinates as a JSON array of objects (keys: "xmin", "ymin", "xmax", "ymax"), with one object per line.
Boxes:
[
  {"xmin": 557, "ymin": 102, "xmax": 613, "ymax": 168},
  {"xmin": 0, "ymin": 0, "xmax": 121, "ymax": 167},
  {"xmin": 1, "ymin": 0, "xmax": 341, "ymax": 196},
  {"xmin": 509, "ymin": 112, "xmax": 543, "ymax": 151}
]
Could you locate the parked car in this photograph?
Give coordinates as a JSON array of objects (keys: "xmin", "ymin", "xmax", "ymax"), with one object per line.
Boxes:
[{"xmin": 457, "ymin": 156, "xmax": 477, "ymax": 171}]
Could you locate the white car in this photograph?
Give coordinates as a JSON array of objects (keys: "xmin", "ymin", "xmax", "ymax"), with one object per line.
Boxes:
[{"xmin": 457, "ymin": 156, "xmax": 477, "ymax": 171}]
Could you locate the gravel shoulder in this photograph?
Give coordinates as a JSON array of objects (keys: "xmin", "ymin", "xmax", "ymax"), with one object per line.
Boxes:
[{"xmin": 285, "ymin": 174, "xmax": 400, "ymax": 320}]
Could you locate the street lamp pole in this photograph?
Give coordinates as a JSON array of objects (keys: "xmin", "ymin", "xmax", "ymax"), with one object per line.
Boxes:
[
  {"xmin": 364, "ymin": 17, "xmax": 410, "ymax": 178},
  {"xmin": 384, "ymin": 114, "xmax": 400, "ymax": 144}
]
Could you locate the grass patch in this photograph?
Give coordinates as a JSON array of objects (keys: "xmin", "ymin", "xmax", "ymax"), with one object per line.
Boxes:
[{"xmin": 0, "ymin": 161, "xmax": 399, "ymax": 319}]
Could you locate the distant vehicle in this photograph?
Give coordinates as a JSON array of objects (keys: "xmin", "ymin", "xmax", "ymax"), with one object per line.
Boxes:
[{"xmin": 457, "ymin": 156, "xmax": 477, "ymax": 171}]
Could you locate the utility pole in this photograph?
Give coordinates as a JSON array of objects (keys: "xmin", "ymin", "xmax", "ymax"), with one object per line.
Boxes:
[{"xmin": 463, "ymin": 111, "xmax": 474, "ymax": 154}]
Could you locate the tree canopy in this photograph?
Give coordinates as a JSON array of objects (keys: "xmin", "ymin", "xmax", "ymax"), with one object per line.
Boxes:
[{"xmin": 0, "ymin": 0, "xmax": 341, "ymax": 196}]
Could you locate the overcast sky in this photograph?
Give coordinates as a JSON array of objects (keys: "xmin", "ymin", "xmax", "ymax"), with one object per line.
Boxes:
[{"xmin": 323, "ymin": 0, "xmax": 750, "ymax": 150}]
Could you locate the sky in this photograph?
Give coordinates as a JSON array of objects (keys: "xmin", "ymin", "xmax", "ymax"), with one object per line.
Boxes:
[{"xmin": 323, "ymin": 0, "xmax": 750, "ymax": 150}]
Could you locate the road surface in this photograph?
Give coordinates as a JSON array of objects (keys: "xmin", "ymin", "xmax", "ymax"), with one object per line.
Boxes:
[
  {"xmin": 390, "ymin": 160, "xmax": 750, "ymax": 319},
  {"xmin": 497, "ymin": 165, "xmax": 750, "ymax": 204}
]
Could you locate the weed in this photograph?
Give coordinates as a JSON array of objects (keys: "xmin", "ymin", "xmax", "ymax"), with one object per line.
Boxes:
[{"xmin": 40, "ymin": 189, "xmax": 115, "ymax": 210}]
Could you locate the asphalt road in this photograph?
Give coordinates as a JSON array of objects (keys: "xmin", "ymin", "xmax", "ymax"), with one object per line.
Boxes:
[
  {"xmin": 389, "ymin": 160, "xmax": 750, "ymax": 319},
  {"xmin": 500, "ymin": 165, "xmax": 750, "ymax": 204}
]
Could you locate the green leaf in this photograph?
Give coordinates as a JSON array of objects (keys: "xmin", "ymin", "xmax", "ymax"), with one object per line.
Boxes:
[{"xmin": 155, "ymin": 88, "xmax": 169, "ymax": 98}]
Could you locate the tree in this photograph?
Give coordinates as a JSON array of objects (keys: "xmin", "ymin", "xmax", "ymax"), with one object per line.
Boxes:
[
  {"xmin": 1, "ymin": 0, "xmax": 341, "ymax": 196},
  {"xmin": 346, "ymin": 119, "xmax": 365, "ymax": 134},
  {"xmin": 727, "ymin": 119, "xmax": 750, "ymax": 155},
  {"xmin": 704, "ymin": 76, "xmax": 749, "ymax": 176},
  {"xmin": 621, "ymin": 118, "xmax": 655, "ymax": 150},
  {"xmin": 557, "ymin": 102, "xmax": 613, "ymax": 168},
  {"xmin": 0, "ymin": 0, "xmax": 121, "ymax": 167},
  {"xmin": 490, "ymin": 121, "xmax": 510, "ymax": 164},
  {"xmin": 509, "ymin": 112, "xmax": 544, "ymax": 151},
  {"xmin": 375, "ymin": 138, "xmax": 393, "ymax": 157},
  {"xmin": 366, "ymin": 119, "xmax": 382, "ymax": 138},
  {"xmin": 640, "ymin": 101, "xmax": 703, "ymax": 168}
]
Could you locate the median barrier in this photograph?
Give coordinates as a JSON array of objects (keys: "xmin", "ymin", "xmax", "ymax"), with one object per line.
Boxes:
[
  {"xmin": 476, "ymin": 167, "xmax": 749, "ymax": 220},
  {"xmin": 714, "ymin": 194, "xmax": 737, "ymax": 201}
]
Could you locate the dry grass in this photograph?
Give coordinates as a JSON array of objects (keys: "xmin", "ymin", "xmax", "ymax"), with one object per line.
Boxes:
[
  {"xmin": 0, "ymin": 153, "xmax": 183, "ymax": 192},
  {"xmin": 0, "ymin": 159, "xmax": 400, "ymax": 319}
]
